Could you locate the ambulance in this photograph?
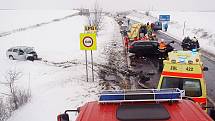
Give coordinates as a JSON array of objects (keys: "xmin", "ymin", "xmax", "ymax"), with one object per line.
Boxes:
[{"xmin": 157, "ymin": 50, "xmax": 208, "ymax": 110}]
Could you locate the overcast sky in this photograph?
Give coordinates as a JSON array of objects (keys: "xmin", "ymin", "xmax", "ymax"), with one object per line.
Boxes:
[{"xmin": 0, "ymin": 0, "xmax": 214, "ymax": 11}]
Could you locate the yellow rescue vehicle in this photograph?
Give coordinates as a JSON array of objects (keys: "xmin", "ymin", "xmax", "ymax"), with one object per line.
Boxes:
[
  {"xmin": 157, "ymin": 50, "xmax": 208, "ymax": 110},
  {"xmin": 127, "ymin": 23, "xmax": 143, "ymax": 41}
]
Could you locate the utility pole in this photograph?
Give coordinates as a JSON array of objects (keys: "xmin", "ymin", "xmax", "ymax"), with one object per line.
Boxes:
[{"xmin": 183, "ymin": 21, "xmax": 186, "ymax": 35}]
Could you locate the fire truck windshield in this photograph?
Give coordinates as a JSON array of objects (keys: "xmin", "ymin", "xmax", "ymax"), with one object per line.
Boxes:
[{"xmin": 161, "ymin": 77, "xmax": 202, "ymax": 97}]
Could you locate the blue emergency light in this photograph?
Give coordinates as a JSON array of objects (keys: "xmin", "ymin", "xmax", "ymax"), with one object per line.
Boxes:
[
  {"xmin": 191, "ymin": 49, "xmax": 198, "ymax": 56},
  {"xmin": 179, "ymin": 57, "xmax": 186, "ymax": 63},
  {"xmin": 99, "ymin": 89, "xmax": 182, "ymax": 103},
  {"xmin": 192, "ymin": 49, "xmax": 197, "ymax": 52}
]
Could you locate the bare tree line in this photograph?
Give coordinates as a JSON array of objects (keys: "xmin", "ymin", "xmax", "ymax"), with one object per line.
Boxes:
[
  {"xmin": 0, "ymin": 70, "xmax": 31, "ymax": 121},
  {"xmin": 79, "ymin": 1, "xmax": 104, "ymax": 33}
]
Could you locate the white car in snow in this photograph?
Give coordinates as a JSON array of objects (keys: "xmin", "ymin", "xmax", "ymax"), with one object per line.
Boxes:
[{"xmin": 6, "ymin": 46, "xmax": 38, "ymax": 61}]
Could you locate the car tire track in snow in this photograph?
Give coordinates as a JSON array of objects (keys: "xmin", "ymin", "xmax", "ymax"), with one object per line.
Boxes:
[
  {"xmin": 41, "ymin": 59, "xmax": 138, "ymax": 81},
  {"xmin": 0, "ymin": 12, "xmax": 79, "ymax": 37}
]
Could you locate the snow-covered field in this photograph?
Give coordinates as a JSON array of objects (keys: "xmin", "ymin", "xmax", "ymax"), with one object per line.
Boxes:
[
  {"xmin": 0, "ymin": 10, "xmax": 119, "ymax": 121},
  {"xmin": 128, "ymin": 11, "xmax": 215, "ymax": 55},
  {"xmin": 0, "ymin": 10, "xmax": 78, "ymax": 33}
]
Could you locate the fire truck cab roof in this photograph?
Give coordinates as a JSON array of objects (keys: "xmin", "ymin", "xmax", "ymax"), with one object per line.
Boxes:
[
  {"xmin": 58, "ymin": 89, "xmax": 214, "ymax": 121},
  {"xmin": 76, "ymin": 100, "xmax": 212, "ymax": 121}
]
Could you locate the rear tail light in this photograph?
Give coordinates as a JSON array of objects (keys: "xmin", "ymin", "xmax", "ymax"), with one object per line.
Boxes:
[
  {"xmin": 200, "ymin": 102, "xmax": 207, "ymax": 110},
  {"xmin": 129, "ymin": 46, "xmax": 134, "ymax": 49},
  {"xmin": 57, "ymin": 113, "xmax": 69, "ymax": 121},
  {"xmin": 192, "ymin": 98, "xmax": 207, "ymax": 110},
  {"xmin": 57, "ymin": 115, "xmax": 61, "ymax": 121}
]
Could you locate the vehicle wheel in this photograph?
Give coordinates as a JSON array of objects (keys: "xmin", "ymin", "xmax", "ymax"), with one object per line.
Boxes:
[
  {"xmin": 33, "ymin": 55, "xmax": 38, "ymax": 60},
  {"xmin": 30, "ymin": 57, "xmax": 34, "ymax": 61},
  {"xmin": 9, "ymin": 55, "xmax": 14, "ymax": 60},
  {"xmin": 27, "ymin": 57, "xmax": 34, "ymax": 61}
]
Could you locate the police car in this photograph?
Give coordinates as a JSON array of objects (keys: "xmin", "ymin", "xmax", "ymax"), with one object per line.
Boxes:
[{"xmin": 157, "ymin": 50, "xmax": 208, "ymax": 110}]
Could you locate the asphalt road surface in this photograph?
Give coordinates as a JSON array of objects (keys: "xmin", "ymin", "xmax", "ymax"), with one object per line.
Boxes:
[{"xmin": 118, "ymin": 18, "xmax": 215, "ymax": 104}]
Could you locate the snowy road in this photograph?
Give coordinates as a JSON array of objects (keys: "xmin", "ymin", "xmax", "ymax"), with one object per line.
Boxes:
[{"xmin": 127, "ymin": 16, "xmax": 215, "ymax": 103}]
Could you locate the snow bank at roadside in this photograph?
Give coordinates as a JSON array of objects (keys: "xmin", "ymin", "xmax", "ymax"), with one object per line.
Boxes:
[{"xmin": 7, "ymin": 64, "xmax": 99, "ymax": 121}]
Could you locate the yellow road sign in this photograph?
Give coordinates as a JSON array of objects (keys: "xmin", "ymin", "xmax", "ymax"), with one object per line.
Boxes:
[
  {"xmin": 80, "ymin": 33, "xmax": 96, "ymax": 50},
  {"xmin": 84, "ymin": 25, "xmax": 97, "ymax": 33}
]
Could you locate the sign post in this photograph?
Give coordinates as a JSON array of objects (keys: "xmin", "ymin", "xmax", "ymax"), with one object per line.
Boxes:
[
  {"xmin": 159, "ymin": 15, "xmax": 170, "ymax": 21},
  {"xmin": 85, "ymin": 50, "xmax": 88, "ymax": 82},
  {"xmin": 80, "ymin": 33, "xmax": 96, "ymax": 82},
  {"xmin": 91, "ymin": 50, "xmax": 94, "ymax": 82},
  {"xmin": 183, "ymin": 21, "xmax": 186, "ymax": 35},
  {"xmin": 159, "ymin": 15, "xmax": 170, "ymax": 31}
]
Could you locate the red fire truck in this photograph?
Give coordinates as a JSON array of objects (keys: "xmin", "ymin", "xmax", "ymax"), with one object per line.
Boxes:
[{"xmin": 57, "ymin": 89, "xmax": 215, "ymax": 121}]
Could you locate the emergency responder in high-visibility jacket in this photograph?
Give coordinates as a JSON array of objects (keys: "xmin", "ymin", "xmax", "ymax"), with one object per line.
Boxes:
[
  {"xmin": 158, "ymin": 39, "xmax": 167, "ymax": 59},
  {"xmin": 146, "ymin": 22, "xmax": 153, "ymax": 36},
  {"xmin": 159, "ymin": 39, "xmax": 167, "ymax": 49}
]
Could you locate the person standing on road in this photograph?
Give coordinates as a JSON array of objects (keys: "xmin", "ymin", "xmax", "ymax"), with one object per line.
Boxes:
[
  {"xmin": 164, "ymin": 23, "xmax": 168, "ymax": 32},
  {"xmin": 142, "ymin": 25, "xmax": 147, "ymax": 36},
  {"xmin": 158, "ymin": 39, "xmax": 167, "ymax": 71},
  {"xmin": 158, "ymin": 39, "xmax": 167, "ymax": 59},
  {"xmin": 139, "ymin": 25, "xmax": 147, "ymax": 38},
  {"xmin": 147, "ymin": 22, "xmax": 153, "ymax": 36},
  {"xmin": 151, "ymin": 23, "xmax": 155, "ymax": 32},
  {"xmin": 127, "ymin": 18, "xmax": 130, "ymax": 27},
  {"xmin": 159, "ymin": 39, "xmax": 167, "ymax": 50},
  {"xmin": 192, "ymin": 36, "xmax": 200, "ymax": 49},
  {"xmin": 139, "ymin": 26, "xmax": 144, "ymax": 37}
]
